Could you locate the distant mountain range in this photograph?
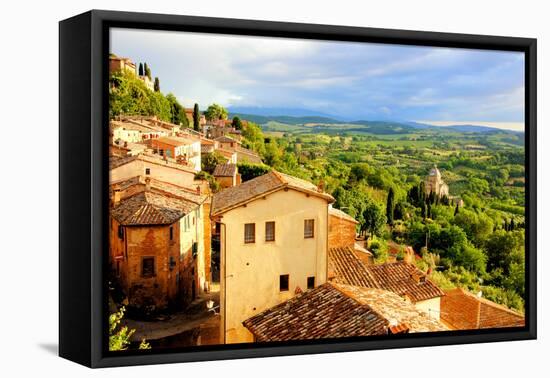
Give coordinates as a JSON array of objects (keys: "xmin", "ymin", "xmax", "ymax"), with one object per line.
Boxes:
[{"xmin": 227, "ymin": 107, "xmax": 522, "ymax": 135}]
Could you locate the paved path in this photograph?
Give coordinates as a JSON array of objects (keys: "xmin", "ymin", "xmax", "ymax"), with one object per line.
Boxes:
[{"xmin": 124, "ymin": 290, "xmax": 220, "ymax": 342}]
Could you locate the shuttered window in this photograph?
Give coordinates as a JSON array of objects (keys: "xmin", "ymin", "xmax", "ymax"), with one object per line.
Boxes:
[
  {"xmin": 244, "ymin": 223, "xmax": 255, "ymax": 243},
  {"xmin": 265, "ymin": 221, "xmax": 275, "ymax": 242},
  {"xmin": 304, "ymin": 219, "xmax": 315, "ymax": 238}
]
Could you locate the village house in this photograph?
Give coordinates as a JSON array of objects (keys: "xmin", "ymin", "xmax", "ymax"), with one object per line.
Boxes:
[
  {"xmin": 327, "ymin": 246, "xmax": 444, "ymax": 319},
  {"xmin": 212, "ymin": 163, "xmax": 240, "ymax": 189},
  {"xmin": 109, "ymin": 55, "xmax": 136, "ymax": 75},
  {"xmin": 109, "ymin": 176, "xmax": 209, "ymax": 310},
  {"xmin": 242, "ymin": 282, "xmax": 446, "ymax": 342},
  {"xmin": 110, "ymin": 140, "xmax": 147, "ymax": 157},
  {"xmin": 441, "ymin": 288, "xmax": 525, "ymax": 330},
  {"xmin": 214, "ymin": 135, "xmax": 240, "ymax": 150},
  {"xmin": 110, "ymin": 153, "xmax": 200, "ymax": 188},
  {"xmin": 328, "ymin": 206, "xmax": 373, "ymax": 264},
  {"xmin": 151, "ymin": 136, "xmax": 202, "ymax": 171},
  {"xmin": 110, "ymin": 120, "xmax": 169, "ymax": 144},
  {"xmin": 139, "ymin": 74, "xmax": 155, "ymax": 91},
  {"xmin": 210, "ymin": 170, "xmax": 334, "ymax": 343}
]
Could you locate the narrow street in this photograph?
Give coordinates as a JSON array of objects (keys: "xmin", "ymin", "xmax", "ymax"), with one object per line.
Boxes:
[{"xmin": 124, "ymin": 285, "xmax": 220, "ymax": 347}]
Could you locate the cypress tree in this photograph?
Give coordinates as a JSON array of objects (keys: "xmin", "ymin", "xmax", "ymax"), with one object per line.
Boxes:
[
  {"xmin": 144, "ymin": 63, "xmax": 151, "ymax": 79},
  {"xmin": 193, "ymin": 103, "xmax": 200, "ymax": 131},
  {"xmin": 138, "ymin": 62, "xmax": 144, "ymax": 76},
  {"xmin": 386, "ymin": 187, "xmax": 395, "ymax": 225},
  {"xmin": 154, "ymin": 77, "xmax": 160, "ymax": 92},
  {"xmin": 454, "ymin": 203, "xmax": 459, "ymax": 216},
  {"xmin": 510, "ymin": 218, "xmax": 515, "ymax": 231}
]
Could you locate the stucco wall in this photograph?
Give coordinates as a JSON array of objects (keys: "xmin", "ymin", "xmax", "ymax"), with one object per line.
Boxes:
[
  {"xmin": 110, "ymin": 159, "xmax": 197, "ymax": 188},
  {"xmin": 328, "ymin": 214, "xmax": 357, "ymax": 249},
  {"xmin": 415, "ymin": 297, "xmax": 441, "ymax": 320},
  {"xmin": 219, "ymin": 189, "xmax": 329, "ymax": 344}
]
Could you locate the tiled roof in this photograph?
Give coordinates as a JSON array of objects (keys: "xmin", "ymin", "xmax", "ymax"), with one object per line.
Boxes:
[
  {"xmin": 153, "ymin": 136, "xmax": 197, "ymax": 146},
  {"xmin": 109, "ymin": 153, "xmax": 196, "ymax": 174},
  {"xmin": 366, "ymin": 262, "xmax": 445, "ymax": 303},
  {"xmin": 111, "ymin": 191, "xmax": 198, "ymax": 226},
  {"xmin": 111, "ymin": 176, "xmax": 204, "ymax": 226},
  {"xmin": 213, "ymin": 163, "xmax": 237, "ymax": 177},
  {"xmin": 329, "ymin": 207, "xmax": 359, "ymax": 224},
  {"xmin": 243, "ymin": 283, "xmax": 388, "ymax": 342},
  {"xmin": 441, "ymin": 288, "xmax": 525, "ymax": 330},
  {"xmin": 211, "ymin": 171, "xmax": 334, "ymax": 216},
  {"xmin": 328, "ymin": 247, "xmax": 379, "ymax": 288},
  {"xmin": 214, "ymin": 136, "xmax": 239, "ymax": 144},
  {"xmin": 335, "ymin": 284, "xmax": 448, "ymax": 333},
  {"xmin": 235, "ymin": 147, "xmax": 263, "ymax": 164}
]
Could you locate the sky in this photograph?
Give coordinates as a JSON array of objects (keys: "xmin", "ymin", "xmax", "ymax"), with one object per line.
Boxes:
[{"xmin": 111, "ymin": 28, "xmax": 525, "ymax": 131}]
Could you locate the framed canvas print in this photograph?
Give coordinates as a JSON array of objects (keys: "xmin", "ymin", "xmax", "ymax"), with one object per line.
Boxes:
[{"xmin": 59, "ymin": 10, "xmax": 537, "ymax": 368}]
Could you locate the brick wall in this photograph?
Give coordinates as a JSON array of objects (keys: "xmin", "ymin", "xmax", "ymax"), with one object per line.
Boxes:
[{"xmin": 328, "ymin": 214, "xmax": 357, "ymax": 249}]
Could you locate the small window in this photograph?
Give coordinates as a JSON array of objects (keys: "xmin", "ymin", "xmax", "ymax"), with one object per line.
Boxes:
[
  {"xmin": 159, "ymin": 149, "xmax": 164, "ymax": 156},
  {"xmin": 169, "ymin": 226, "xmax": 174, "ymax": 240},
  {"xmin": 244, "ymin": 223, "xmax": 255, "ymax": 243},
  {"xmin": 304, "ymin": 219, "xmax": 315, "ymax": 238},
  {"xmin": 145, "ymin": 168, "xmax": 150, "ymax": 175},
  {"xmin": 142, "ymin": 257, "xmax": 155, "ymax": 277},
  {"xmin": 117, "ymin": 225, "xmax": 124, "ymax": 240},
  {"xmin": 265, "ymin": 221, "xmax": 275, "ymax": 242},
  {"xmin": 307, "ymin": 276, "xmax": 315, "ymax": 289},
  {"xmin": 279, "ymin": 274, "xmax": 289, "ymax": 292}
]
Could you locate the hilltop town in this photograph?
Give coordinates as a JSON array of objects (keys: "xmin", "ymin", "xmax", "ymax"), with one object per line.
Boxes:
[{"xmin": 108, "ymin": 55, "xmax": 525, "ymax": 349}]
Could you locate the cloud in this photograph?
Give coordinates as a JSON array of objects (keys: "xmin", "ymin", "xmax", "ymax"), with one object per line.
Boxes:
[{"xmin": 110, "ymin": 28, "xmax": 525, "ymax": 125}]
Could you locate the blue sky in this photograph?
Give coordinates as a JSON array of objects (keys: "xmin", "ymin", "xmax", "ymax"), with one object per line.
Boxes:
[{"xmin": 111, "ymin": 28, "xmax": 525, "ymax": 130}]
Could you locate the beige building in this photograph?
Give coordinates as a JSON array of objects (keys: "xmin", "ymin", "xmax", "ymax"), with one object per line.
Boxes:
[
  {"xmin": 151, "ymin": 136, "xmax": 202, "ymax": 172},
  {"xmin": 110, "ymin": 154, "xmax": 199, "ymax": 188},
  {"xmin": 425, "ymin": 165, "xmax": 449, "ymax": 197},
  {"xmin": 211, "ymin": 171, "xmax": 335, "ymax": 343},
  {"xmin": 109, "ymin": 56, "xmax": 136, "ymax": 75}
]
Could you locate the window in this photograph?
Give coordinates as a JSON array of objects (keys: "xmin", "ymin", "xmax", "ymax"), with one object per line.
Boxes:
[
  {"xmin": 265, "ymin": 221, "xmax": 275, "ymax": 242},
  {"xmin": 117, "ymin": 225, "xmax": 124, "ymax": 240},
  {"xmin": 279, "ymin": 274, "xmax": 289, "ymax": 292},
  {"xmin": 304, "ymin": 219, "xmax": 315, "ymax": 238},
  {"xmin": 142, "ymin": 257, "xmax": 155, "ymax": 277},
  {"xmin": 145, "ymin": 168, "xmax": 150, "ymax": 175},
  {"xmin": 307, "ymin": 276, "xmax": 315, "ymax": 289},
  {"xmin": 244, "ymin": 223, "xmax": 255, "ymax": 243},
  {"xmin": 159, "ymin": 148, "xmax": 164, "ymax": 156},
  {"xmin": 169, "ymin": 226, "xmax": 173, "ymax": 240}
]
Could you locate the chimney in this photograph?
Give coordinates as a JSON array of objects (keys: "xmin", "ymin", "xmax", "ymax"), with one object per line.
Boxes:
[
  {"xmin": 196, "ymin": 185, "xmax": 201, "ymax": 195},
  {"xmin": 145, "ymin": 177, "xmax": 151, "ymax": 191},
  {"xmin": 112, "ymin": 189, "xmax": 121, "ymax": 207}
]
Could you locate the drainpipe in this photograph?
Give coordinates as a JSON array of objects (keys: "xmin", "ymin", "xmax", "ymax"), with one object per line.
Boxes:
[{"xmin": 219, "ymin": 221, "xmax": 227, "ymax": 344}]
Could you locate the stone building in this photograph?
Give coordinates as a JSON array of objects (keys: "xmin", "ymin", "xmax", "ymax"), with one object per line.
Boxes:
[
  {"xmin": 109, "ymin": 176, "xmax": 208, "ymax": 311},
  {"xmin": 150, "ymin": 136, "xmax": 202, "ymax": 172},
  {"xmin": 211, "ymin": 171, "xmax": 334, "ymax": 343},
  {"xmin": 425, "ymin": 164, "xmax": 449, "ymax": 197}
]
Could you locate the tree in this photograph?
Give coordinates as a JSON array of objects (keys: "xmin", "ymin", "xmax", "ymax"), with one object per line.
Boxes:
[
  {"xmin": 109, "ymin": 307, "xmax": 150, "ymax": 351},
  {"xmin": 165, "ymin": 93, "xmax": 188, "ymax": 127},
  {"xmin": 193, "ymin": 103, "xmax": 200, "ymax": 131},
  {"xmin": 154, "ymin": 77, "xmax": 160, "ymax": 92},
  {"xmin": 204, "ymin": 103, "xmax": 228, "ymax": 121},
  {"xmin": 144, "ymin": 62, "xmax": 151, "ymax": 79},
  {"xmin": 485, "ymin": 230, "xmax": 525, "ymax": 274},
  {"xmin": 362, "ymin": 200, "xmax": 386, "ymax": 238},
  {"xmin": 201, "ymin": 152, "xmax": 227, "ymax": 174},
  {"xmin": 386, "ymin": 187, "xmax": 395, "ymax": 225},
  {"xmin": 237, "ymin": 162, "xmax": 272, "ymax": 181},
  {"xmin": 232, "ymin": 116, "xmax": 243, "ymax": 130},
  {"xmin": 454, "ymin": 203, "xmax": 460, "ymax": 216},
  {"xmin": 138, "ymin": 62, "xmax": 144, "ymax": 76}
]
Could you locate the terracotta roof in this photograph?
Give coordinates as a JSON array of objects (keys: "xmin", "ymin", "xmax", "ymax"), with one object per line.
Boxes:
[
  {"xmin": 329, "ymin": 207, "xmax": 359, "ymax": 224},
  {"xmin": 211, "ymin": 171, "xmax": 334, "ymax": 216},
  {"xmin": 214, "ymin": 136, "xmax": 239, "ymax": 144},
  {"xmin": 243, "ymin": 283, "xmax": 388, "ymax": 342},
  {"xmin": 365, "ymin": 262, "xmax": 445, "ymax": 303},
  {"xmin": 235, "ymin": 147, "xmax": 263, "ymax": 164},
  {"xmin": 111, "ymin": 191, "xmax": 198, "ymax": 226},
  {"xmin": 153, "ymin": 136, "xmax": 197, "ymax": 147},
  {"xmin": 328, "ymin": 247, "xmax": 379, "ymax": 288},
  {"xmin": 109, "ymin": 153, "xmax": 196, "ymax": 174},
  {"xmin": 213, "ymin": 163, "xmax": 237, "ymax": 177},
  {"xmin": 366, "ymin": 261, "xmax": 445, "ymax": 302},
  {"xmin": 335, "ymin": 284, "xmax": 448, "ymax": 333},
  {"xmin": 441, "ymin": 288, "xmax": 525, "ymax": 330}
]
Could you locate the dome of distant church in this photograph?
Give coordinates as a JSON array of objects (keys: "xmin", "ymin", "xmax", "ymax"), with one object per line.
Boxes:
[{"xmin": 428, "ymin": 165, "xmax": 441, "ymax": 178}]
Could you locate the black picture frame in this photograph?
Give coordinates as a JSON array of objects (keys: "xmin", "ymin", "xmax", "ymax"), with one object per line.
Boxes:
[{"xmin": 59, "ymin": 9, "xmax": 537, "ymax": 368}]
